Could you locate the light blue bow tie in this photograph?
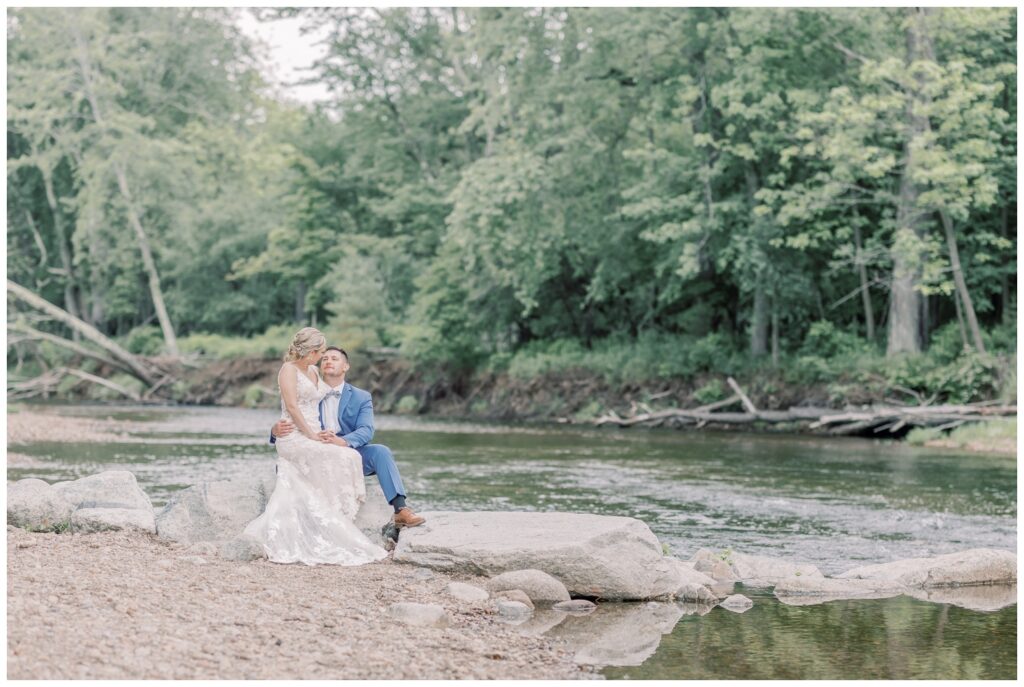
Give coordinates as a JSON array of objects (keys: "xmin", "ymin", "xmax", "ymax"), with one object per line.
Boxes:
[{"xmin": 324, "ymin": 389, "xmax": 342, "ymax": 399}]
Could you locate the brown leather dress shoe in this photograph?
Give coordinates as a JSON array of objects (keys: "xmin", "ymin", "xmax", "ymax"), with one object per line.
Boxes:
[{"xmin": 393, "ymin": 507, "xmax": 426, "ymax": 528}]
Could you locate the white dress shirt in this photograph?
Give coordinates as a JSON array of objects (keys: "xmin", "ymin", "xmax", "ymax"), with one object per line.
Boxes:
[{"xmin": 321, "ymin": 382, "xmax": 345, "ymax": 433}]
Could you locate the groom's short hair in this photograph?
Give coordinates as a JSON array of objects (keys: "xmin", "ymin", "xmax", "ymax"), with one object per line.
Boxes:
[{"xmin": 325, "ymin": 346, "xmax": 349, "ymax": 362}]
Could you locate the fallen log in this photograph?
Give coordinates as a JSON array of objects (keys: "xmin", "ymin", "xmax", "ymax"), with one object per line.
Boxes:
[
  {"xmin": 590, "ymin": 400, "xmax": 1015, "ymax": 434},
  {"xmin": 9, "ymin": 321, "xmax": 132, "ymax": 375},
  {"xmin": 7, "ymin": 280, "xmax": 157, "ymax": 385},
  {"xmin": 63, "ymin": 368, "xmax": 142, "ymax": 402}
]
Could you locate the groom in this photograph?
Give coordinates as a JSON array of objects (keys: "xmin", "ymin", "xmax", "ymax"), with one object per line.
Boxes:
[{"xmin": 270, "ymin": 346, "xmax": 425, "ymax": 528}]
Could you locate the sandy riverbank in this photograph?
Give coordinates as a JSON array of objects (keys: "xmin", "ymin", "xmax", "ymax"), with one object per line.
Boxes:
[{"xmin": 6, "ymin": 527, "xmax": 596, "ymax": 680}]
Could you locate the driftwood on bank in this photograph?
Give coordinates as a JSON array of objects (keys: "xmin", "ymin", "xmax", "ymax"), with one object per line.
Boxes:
[
  {"xmin": 7, "ymin": 279, "xmax": 161, "ymax": 387},
  {"xmin": 590, "ymin": 377, "xmax": 1016, "ymax": 435}
]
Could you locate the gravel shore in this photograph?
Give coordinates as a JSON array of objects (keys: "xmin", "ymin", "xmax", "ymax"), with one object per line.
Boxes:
[
  {"xmin": 7, "ymin": 409, "xmax": 138, "ymax": 445},
  {"xmin": 6, "ymin": 527, "xmax": 597, "ymax": 680}
]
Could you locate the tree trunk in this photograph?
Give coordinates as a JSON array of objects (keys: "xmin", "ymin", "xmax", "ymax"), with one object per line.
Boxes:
[
  {"xmin": 940, "ymin": 211, "xmax": 986, "ymax": 354},
  {"xmin": 887, "ymin": 8, "xmax": 933, "ymax": 356},
  {"xmin": 746, "ymin": 166, "xmax": 769, "ymax": 357},
  {"xmin": 951, "ymin": 283, "xmax": 969, "ymax": 351},
  {"xmin": 852, "ymin": 213, "xmax": 875, "ymax": 340},
  {"xmin": 111, "ymin": 166, "xmax": 179, "ymax": 354},
  {"xmin": 1000, "ymin": 203, "xmax": 1011, "ymax": 325},
  {"xmin": 751, "ymin": 283, "xmax": 768, "ymax": 357},
  {"xmin": 771, "ymin": 300, "xmax": 780, "ymax": 367},
  {"xmin": 38, "ymin": 160, "xmax": 82, "ymax": 323},
  {"xmin": 68, "ymin": 17, "xmax": 179, "ymax": 356}
]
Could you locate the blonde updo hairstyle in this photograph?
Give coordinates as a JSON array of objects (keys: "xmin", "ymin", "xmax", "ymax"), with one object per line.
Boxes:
[{"xmin": 283, "ymin": 327, "xmax": 327, "ymax": 363}]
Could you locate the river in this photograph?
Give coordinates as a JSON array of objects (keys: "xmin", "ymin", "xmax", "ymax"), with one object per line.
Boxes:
[{"xmin": 7, "ymin": 403, "xmax": 1017, "ymax": 679}]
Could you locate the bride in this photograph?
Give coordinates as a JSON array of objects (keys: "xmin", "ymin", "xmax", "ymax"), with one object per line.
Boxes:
[{"xmin": 244, "ymin": 327, "xmax": 387, "ymax": 565}]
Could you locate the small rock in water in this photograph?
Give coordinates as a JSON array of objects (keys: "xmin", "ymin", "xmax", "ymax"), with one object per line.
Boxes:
[
  {"xmin": 552, "ymin": 599, "xmax": 597, "ymax": 613},
  {"xmin": 494, "ymin": 589, "xmax": 534, "ymax": 609},
  {"xmin": 447, "ymin": 582, "xmax": 489, "ymax": 602},
  {"xmin": 720, "ymin": 594, "xmax": 753, "ymax": 613},
  {"xmin": 486, "ymin": 569, "xmax": 571, "ymax": 604},
  {"xmin": 387, "ymin": 602, "xmax": 449, "ymax": 627},
  {"xmin": 410, "ymin": 567, "xmax": 434, "ymax": 580},
  {"xmin": 496, "ymin": 600, "xmax": 532, "ymax": 620}
]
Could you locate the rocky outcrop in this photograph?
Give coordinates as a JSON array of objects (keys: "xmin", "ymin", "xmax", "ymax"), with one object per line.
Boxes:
[
  {"xmin": 486, "ymin": 570, "xmax": 571, "ymax": 604},
  {"xmin": 154, "ymin": 472, "xmax": 276, "ymax": 544},
  {"xmin": 837, "ymin": 549, "xmax": 1016, "ymax": 588},
  {"xmin": 7, "ymin": 479, "xmax": 74, "ymax": 531},
  {"xmin": 393, "ymin": 511, "xmax": 701, "ymax": 600},
  {"xmin": 775, "ymin": 549, "xmax": 1017, "ymax": 610}
]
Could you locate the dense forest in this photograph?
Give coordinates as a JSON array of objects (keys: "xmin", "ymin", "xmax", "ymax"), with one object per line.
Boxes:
[{"xmin": 7, "ymin": 7, "xmax": 1018, "ymax": 406}]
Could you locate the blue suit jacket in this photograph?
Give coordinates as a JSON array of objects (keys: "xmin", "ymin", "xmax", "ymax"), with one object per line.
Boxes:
[
  {"xmin": 318, "ymin": 382, "xmax": 375, "ymax": 449},
  {"xmin": 270, "ymin": 381, "xmax": 376, "ymax": 449}
]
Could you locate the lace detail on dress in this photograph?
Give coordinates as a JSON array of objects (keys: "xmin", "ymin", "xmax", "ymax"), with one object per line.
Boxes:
[{"xmin": 243, "ymin": 365, "xmax": 386, "ymax": 566}]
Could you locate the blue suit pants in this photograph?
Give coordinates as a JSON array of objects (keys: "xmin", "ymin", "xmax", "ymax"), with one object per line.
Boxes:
[{"xmin": 356, "ymin": 444, "xmax": 406, "ymax": 504}]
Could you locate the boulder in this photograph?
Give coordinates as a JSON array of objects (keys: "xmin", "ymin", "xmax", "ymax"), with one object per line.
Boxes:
[
  {"xmin": 155, "ymin": 473, "xmax": 393, "ymax": 549},
  {"xmin": 7, "ymin": 479, "xmax": 73, "ymax": 531},
  {"xmin": 694, "ymin": 556, "xmax": 738, "ymax": 582},
  {"xmin": 837, "ymin": 549, "xmax": 1016, "ymax": 588},
  {"xmin": 387, "ymin": 602, "xmax": 449, "ymax": 628},
  {"xmin": 545, "ymin": 602, "xmax": 684, "ymax": 667},
  {"xmin": 154, "ymin": 473, "xmax": 274, "ymax": 545},
  {"xmin": 70, "ymin": 507, "xmax": 155, "ymax": 534},
  {"xmin": 447, "ymin": 582, "xmax": 489, "ymax": 603},
  {"xmin": 677, "ymin": 583, "xmax": 721, "ymax": 604},
  {"xmin": 47, "ymin": 471, "xmax": 155, "ymax": 534},
  {"xmin": 494, "ymin": 589, "xmax": 535, "ymax": 609},
  {"xmin": 486, "ymin": 569, "xmax": 571, "ymax": 604},
  {"xmin": 667, "ymin": 558, "xmax": 727, "ymax": 600},
  {"xmin": 393, "ymin": 511, "xmax": 686, "ymax": 600},
  {"xmin": 726, "ymin": 552, "xmax": 823, "ymax": 588},
  {"xmin": 53, "ymin": 470, "xmax": 153, "ymax": 512}
]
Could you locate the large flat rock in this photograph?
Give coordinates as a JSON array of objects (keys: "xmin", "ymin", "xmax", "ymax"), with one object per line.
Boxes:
[
  {"xmin": 392, "ymin": 511, "xmax": 684, "ymax": 600},
  {"xmin": 837, "ymin": 548, "xmax": 1016, "ymax": 588}
]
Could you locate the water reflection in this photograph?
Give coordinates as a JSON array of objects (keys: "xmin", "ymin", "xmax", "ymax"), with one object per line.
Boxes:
[{"xmin": 599, "ymin": 591, "xmax": 1017, "ymax": 679}]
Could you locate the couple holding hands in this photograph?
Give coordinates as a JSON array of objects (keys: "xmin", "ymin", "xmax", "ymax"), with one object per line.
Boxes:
[{"xmin": 244, "ymin": 327, "xmax": 424, "ymax": 566}]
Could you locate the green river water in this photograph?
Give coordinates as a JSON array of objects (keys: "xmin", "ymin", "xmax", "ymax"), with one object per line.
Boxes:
[{"xmin": 7, "ymin": 404, "xmax": 1017, "ymax": 679}]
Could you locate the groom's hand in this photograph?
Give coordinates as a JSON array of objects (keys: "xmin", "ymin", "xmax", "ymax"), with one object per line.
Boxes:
[
  {"xmin": 317, "ymin": 430, "xmax": 349, "ymax": 447},
  {"xmin": 272, "ymin": 419, "xmax": 295, "ymax": 438}
]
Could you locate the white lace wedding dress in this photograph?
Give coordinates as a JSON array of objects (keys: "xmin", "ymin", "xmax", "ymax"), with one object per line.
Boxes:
[{"xmin": 243, "ymin": 367, "xmax": 387, "ymax": 565}]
